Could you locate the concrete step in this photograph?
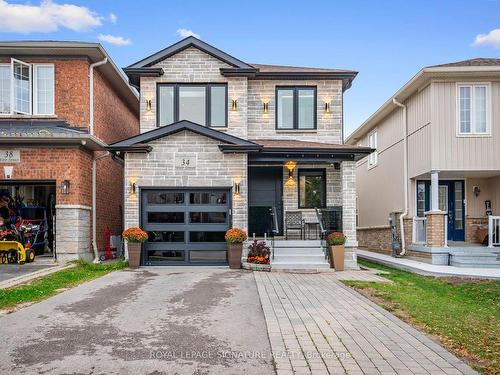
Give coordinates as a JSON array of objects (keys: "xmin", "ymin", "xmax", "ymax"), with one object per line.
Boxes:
[
  {"xmin": 273, "ymin": 254, "xmax": 326, "ymax": 263},
  {"xmin": 272, "ymin": 240, "xmax": 322, "ymax": 248},
  {"xmin": 273, "ymin": 248, "xmax": 324, "ymax": 256},
  {"xmin": 271, "ymin": 262, "xmax": 330, "ymax": 270}
]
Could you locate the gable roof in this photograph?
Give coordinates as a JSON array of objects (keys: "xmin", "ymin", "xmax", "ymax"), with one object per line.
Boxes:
[
  {"xmin": 250, "ymin": 63, "xmax": 356, "ymax": 74},
  {"xmin": 428, "ymin": 58, "xmax": 500, "ymax": 68},
  {"xmin": 108, "ymin": 120, "xmax": 260, "ymax": 152}
]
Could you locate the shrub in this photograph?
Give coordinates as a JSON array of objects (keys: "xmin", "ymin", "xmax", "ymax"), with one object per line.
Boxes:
[
  {"xmin": 225, "ymin": 228, "xmax": 247, "ymax": 244},
  {"xmin": 122, "ymin": 227, "xmax": 148, "ymax": 243},
  {"xmin": 326, "ymin": 231, "xmax": 346, "ymax": 246},
  {"xmin": 247, "ymin": 240, "xmax": 271, "ymax": 264}
]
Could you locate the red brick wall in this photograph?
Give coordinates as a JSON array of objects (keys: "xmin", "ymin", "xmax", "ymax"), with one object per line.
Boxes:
[{"xmin": 0, "ymin": 147, "xmax": 93, "ymax": 206}]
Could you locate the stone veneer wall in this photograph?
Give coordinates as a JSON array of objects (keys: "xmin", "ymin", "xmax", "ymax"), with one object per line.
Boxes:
[
  {"xmin": 124, "ymin": 130, "xmax": 247, "ymax": 231},
  {"xmin": 357, "ymin": 227, "xmax": 392, "ymax": 252},
  {"xmin": 55, "ymin": 205, "xmax": 92, "ymax": 262}
]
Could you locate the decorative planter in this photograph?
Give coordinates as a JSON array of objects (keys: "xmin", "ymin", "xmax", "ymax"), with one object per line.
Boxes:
[
  {"xmin": 228, "ymin": 243, "xmax": 243, "ymax": 269},
  {"xmin": 128, "ymin": 242, "xmax": 142, "ymax": 269},
  {"xmin": 329, "ymin": 245, "xmax": 345, "ymax": 271}
]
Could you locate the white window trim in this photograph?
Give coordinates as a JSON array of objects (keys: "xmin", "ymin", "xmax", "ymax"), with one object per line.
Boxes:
[
  {"xmin": 456, "ymin": 82, "xmax": 491, "ymax": 137},
  {"xmin": 0, "ymin": 63, "xmax": 10, "ymax": 115},
  {"xmin": 367, "ymin": 129, "xmax": 378, "ymax": 169},
  {"xmin": 11, "ymin": 58, "xmax": 32, "ymax": 115},
  {"xmin": 33, "ymin": 64, "xmax": 55, "ymax": 116}
]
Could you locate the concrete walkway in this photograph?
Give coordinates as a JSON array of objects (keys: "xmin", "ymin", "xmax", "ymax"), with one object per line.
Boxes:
[
  {"xmin": 357, "ymin": 249, "xmax": 500, "ymax": 280},
  {"xmin": 0, "ymin": 268, "xmax": 274, "ymax": 374},
  {"xmin": 255, "ymin": 272, "xmax": 477, "ymax": 375}
]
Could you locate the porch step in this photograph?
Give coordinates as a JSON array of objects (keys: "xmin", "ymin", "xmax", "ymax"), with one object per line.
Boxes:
[
  {"xmin": 270, "ymin": 239, "xmax": 330, "ymax": 271},
  {"xmin": 273, "ymin": 248, "xmax": 324, "ymax": 255},
  {"xmin": 273, "ymin": 254, "xmax": 326, "ymax": 263},
  {"xmin": 273, "ymin": 240, "xmax": 322, "ymax": 248},
  {"xmin": 449, "ymin": 251, "xmax": 500, "ymax": 268},
  {"xmin": 271, "ymin": 262, "xmax": 330, "ymax": 270}
]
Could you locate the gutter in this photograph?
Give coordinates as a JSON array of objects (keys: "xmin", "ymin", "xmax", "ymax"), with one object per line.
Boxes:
[
  {"xmin": 392, "ymin": 98, "xmax": 408, "ymax": 256},
  {"xmin": 89, "ymin": 57, "xmax": 108, "ymax": 136}
]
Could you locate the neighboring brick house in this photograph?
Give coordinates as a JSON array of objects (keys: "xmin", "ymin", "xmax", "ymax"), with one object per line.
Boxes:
[
  {"xmin": 110, "ymin": 37, "xmax": 371, "ymax": 268},
  {"xmin": 346, "ymin": 58, "xmax": 500, "ymax": 267},
  {"xmin": 0, "ymin": 41, "xmax": 139, "ymax": 261}
]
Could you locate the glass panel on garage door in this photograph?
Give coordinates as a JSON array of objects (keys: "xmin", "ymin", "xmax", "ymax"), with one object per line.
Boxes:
[{"xmin": 141, "ymin": 189, "xmax": 231, "ymax": 265}]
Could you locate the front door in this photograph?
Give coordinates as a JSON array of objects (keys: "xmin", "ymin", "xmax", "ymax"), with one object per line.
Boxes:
[
  {"xmin": 248, "ymin": 167, "xmax": 283, "ymax": 236},
  {"xmin": 417, "ymin": 180, "xmax": 465, "ymax": 241}
]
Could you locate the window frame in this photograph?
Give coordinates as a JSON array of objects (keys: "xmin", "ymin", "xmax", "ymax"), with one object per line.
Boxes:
[
  {"xmin": 12, "ymin": 58, "xmax": 32, "ymax": 115},
  {"xmin": 156, "ymin": 83, "xmax": 228, "ymax": 128},
  {"xmin": 0, "ymin": 63, "xmax": 11, "ymax": 115},
  {"xmin": 33, "ymin": 64, "xmax": 55, "ymax": 116},
  {"xmin": 456, "ymin": 82, "xmax": 491, "ymax": 137},
  {"xmin": 368, "ymin": 130, "xmax": 378, "ymax": 168},
  {"xmin": 298, "ymin": 168, "xmax": 327, "ymax": 209},
  {"xmin": 275, "ymin": 86, "xmax": 317, "ymax": 130}
]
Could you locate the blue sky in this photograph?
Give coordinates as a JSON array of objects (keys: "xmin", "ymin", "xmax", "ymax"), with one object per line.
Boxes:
[{"xmin": 1, "ymin": 0, "xmax": 499, "ymax": 137}]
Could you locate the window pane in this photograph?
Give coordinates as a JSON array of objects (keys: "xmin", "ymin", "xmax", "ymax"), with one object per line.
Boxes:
[
  {"xmin": 189, "ymin": 250, "xmax": 227, "ymax": 262},
  {"xmin": 147, "ymin": 231, "xmax": 184, "ymax": 242},
  {"xmin": 298, "ymin": 89, "xmax": 315, "ymax": 129},
  {"xmin": 474, "ymin": 86, "xmax": 487, "ymax": 133},
  {"xmin": 35, "ymin": 65, "xmax": 54, "ymax": 115},
  {"xmin": 147, "ymin": 250, "xmax": 184, "ymax": 262},
  {"xmin": 179, "ymin": 86, "xmax": 206, "ymax": 125},
  {"xmin": 147, "ymin": 192, "xmax": 184, "ymax": 204},
  {"xmin": 277, "ymin": 89, "xmax": 294, "ymax": 129},
  {"xmin": 299, "ymin": 171, "xmax": 325, "ymax": 208},
  {"xmin": 158, "ymin": 86, "xmax": 174, "ymax": 126},
  {"xmin": 189, "ymin": 231, "xmax": 226, "ymax": 242},
  {"xmin": 454, "ymin": 182, "xmax": 463, "ymax": 230},
  {"xmin": 0, "ymin": 66, "xmax": 10, "ymax": 114},
  {"xmin": 417, "ymin": 182, "xmax": 426, "ymax": 217},
  {"xmin": 459, "ymin": 86, "xmax": 471, "ymax": 133},
  {"xmin": 210, "ymin": 86, "xmax": 226, "ymax": 127},
  {"xmin": 147, "ymin": 212, "xmax": 184, "ymax": 223},
  {"xmin": 189, "ymin": 192, "xmax": 227, "ymax": 204},
  {"xmin": 189, "ymin": 212, "xmax": 227, "ymax": 224},
  {"xmin": 13, "ymin": 61, "xmax": 30, "ymax": 114}
]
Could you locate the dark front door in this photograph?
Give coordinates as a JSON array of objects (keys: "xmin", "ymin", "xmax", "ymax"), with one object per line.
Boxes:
[
  {"xmin": 417, "ymin": 180, "xmax": 465, "ymax": 241},
  {"xmin": 248, "ymin": 167, "xmax": 283, "ymax": 236},
  {"xmin": 141, "ymin": 188, "xmax": 231, "ymax": 265}
]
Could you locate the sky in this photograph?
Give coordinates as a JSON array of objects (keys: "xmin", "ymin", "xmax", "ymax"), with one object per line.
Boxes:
[{"xmin": 0, "ymin": 0, "xmax": 499, "ymax": 137}]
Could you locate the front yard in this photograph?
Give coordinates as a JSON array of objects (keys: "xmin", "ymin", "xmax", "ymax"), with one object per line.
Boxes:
[
  {"xmin": 0, "ymin": 260, "xmax": 128, "ymax": 312},
  {"xmin": 344, "ymin": 259, "xmax": 500, "ymax": 375}
]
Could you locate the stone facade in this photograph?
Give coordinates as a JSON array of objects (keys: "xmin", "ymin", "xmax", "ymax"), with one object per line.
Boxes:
[
  {"xmin": 425, "ymin": 211, "xmax": 446, "ymax": 247},
  {"xmin": 357, "ymin": 226, "xmax": 392, "ymax": 252},
  {"xmin": 55, "ymin": 205, "xmax": 92, "ymax": 262}
]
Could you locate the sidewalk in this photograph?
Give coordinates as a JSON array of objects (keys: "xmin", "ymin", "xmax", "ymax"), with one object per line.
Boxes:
[{"xmin": 357, "ymin": 249, "xmax": 500, "ymax": 280}]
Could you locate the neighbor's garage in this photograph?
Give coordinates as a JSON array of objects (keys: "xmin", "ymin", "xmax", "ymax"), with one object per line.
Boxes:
[{"xmin": 141, "ymin": 188, "xmax": 231, "ymax": 265}]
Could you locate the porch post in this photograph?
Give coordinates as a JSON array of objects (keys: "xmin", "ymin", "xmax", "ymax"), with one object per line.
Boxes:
[
  {"xmin": 341, "ymin": 160, "xmax": 358, "ymax": 269},
  {"xmin": 430, "ymin": 170, "xmax": 440, "ymax": 212}
]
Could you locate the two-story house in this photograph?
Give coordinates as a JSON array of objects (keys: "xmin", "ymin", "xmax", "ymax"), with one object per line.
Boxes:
[
  {"xmin": 0, "ymin": 41, "xmax": 139, "ymax": 261},
  {"xmin": 109, "ymin": 37, "xmax": 371, "ymax": 268},
  {"xmin": 346, "ymin": 58, "xmax": 500, "ymax": 267}
]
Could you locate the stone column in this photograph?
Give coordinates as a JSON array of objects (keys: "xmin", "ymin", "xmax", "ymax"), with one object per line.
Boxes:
[
  {"xmin": 341, "ymin": 160, "xmax": 358, "ymax": 269},
  {"xmin": 425, "ymin": 211, "xmax": 446, "ymax": 247},
  {"xmin": 55, "ymin": 204, "xmax": 92, "ymax": 262}
]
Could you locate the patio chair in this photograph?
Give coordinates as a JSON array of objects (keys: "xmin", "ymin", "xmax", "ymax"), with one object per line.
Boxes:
[{"xmin": 285, "ymin": 211, "xmax": 305, "ymax": 240}]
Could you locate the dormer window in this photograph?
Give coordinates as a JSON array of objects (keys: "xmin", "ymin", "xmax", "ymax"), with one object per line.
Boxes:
[
  {"xmin": 157, "ymin": 83, "xmax": 227, "ymax": 127},
  {"xmin": 0, "ymin": 59, "xmax": 54, "ymax": 116}
]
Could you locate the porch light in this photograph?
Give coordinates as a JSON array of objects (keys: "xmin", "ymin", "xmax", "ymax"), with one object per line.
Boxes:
[
  {"xmin": 324, "ymin": 102, "xmax": 331, "ymax": 114},
  {"xmin": 145, "ymin": 99, "xmax": 152, "ymax": 112},
  {"xmin": 60, "ymin": 180, "xmax": 70, "ymax": 195},
  {"xmin": 263, "ymin": 102, "xmax": 269, "ymax": 114},
  {"xmin": 231, "ymin": 99, "xmax": 238, "ymax": 111},
  {"xmin": 473, "ymin": 186, "xmax": 481, "ymax": 197},
  {"xmin": 129, "ymin": 180, "xmax": 137, "ymax": 195},
  {"xmin": 234, "ymin": 181, "xmax": 241, "ymax": 196},
  {"xmin": 285, "ymin": 160, "xmax": 297, "ymax": 181}
]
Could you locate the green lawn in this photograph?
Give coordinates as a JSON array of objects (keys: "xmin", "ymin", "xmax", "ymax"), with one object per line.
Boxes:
[
  {"xmin": 0, "ymin": 260, "xmax": 128, "ymax": 311},
  {"xmin": 344, "ymin": 259, "xmax": 500, "ymax": 375}
]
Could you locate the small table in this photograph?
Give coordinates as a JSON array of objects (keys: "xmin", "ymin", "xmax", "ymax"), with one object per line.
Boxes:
[{"xmin": 305, "ymin": 222, "xmax": 320, "ymax": 240}]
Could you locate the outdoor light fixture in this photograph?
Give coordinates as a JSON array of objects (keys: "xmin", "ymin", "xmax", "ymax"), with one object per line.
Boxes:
[
  {"xmin": 263, "ymin": 102, "xmax": 269, "ymax": 114},
  {"xmin": 285, "ymin": 160, "xmax": 297, "ymax": 180},
  {"xmin": 324, "ymin": 102, "xmax": 331, "ymax": 113},
  {"xmin": 473, "ymin": 186, "xmax": 481, "ymax": 197},
  {"xmin": 145, "ymin": 99, "xmax": 152, "ymax": 112},
  {"xmin": 234, "ymin": 181, "xmax": 241, "ymax": 196},
  {"xmin": 231, "ymin": 99, "xmax": 238, "ymax": 111},
  {"xmin": 60, "ymin": 180, "xmax": 70, "ymax": 195},
  {"xmin": 129, "ymin": 180, "xmax": 137, "ymax": 195}
]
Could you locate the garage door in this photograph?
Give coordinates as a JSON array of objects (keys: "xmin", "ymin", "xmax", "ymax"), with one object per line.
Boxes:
[{"xmin": 141, "ymin": 189, "xmax": 231, "ymax": 265}]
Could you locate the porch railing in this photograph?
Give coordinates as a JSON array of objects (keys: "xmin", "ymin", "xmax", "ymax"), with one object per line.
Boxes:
[
  {"xmin": 488, "ymin": 216, "xmax": 500, "ymax": 248},
  {"xmin": 269, "ymin": 206, "xmax": 279, "ymax": 259},
  {"xmin": 412, "ymin": 217, "xmax": 427, "ymax": 244}
]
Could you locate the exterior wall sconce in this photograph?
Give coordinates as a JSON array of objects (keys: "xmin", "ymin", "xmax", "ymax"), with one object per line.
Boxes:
[
  {"xmin": 129, "ymin": 180, "xmax": 137, "ymax": 195},
  {"xmin": 324, "ymin": 102, "xmax": 331, "ymax": 114},
  {"xmin": 60, "ymin": 180, "xmax": 70, "ymax": 195},
  {"xmin": 285, "ymin": 160, "xmax": 297, "ymax": 181},
  {"xmin": 263, "ymin": 102, "xmax": 269, "ymax": 114},
  {"xmin": 473, "ymin": 186, "xmax": 481, "ymax": 197},
  {"xmin": 145, "ymin": 99, "xmax": 152, "ymax": 112},
  {"xmin": 234, "ymin": 181, "xmax": 241, "ymax": 196},
  {"xmin": 231, "ymin": 99, "xmax": 238, "ymax": 111}
]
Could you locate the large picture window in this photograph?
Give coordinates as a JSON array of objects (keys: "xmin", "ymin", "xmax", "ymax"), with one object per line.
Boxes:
[
  {"xmin": 276, "ymin": 87, "xmax": 316, "ymax": 130},
  {"xmin": 298, "ymin": 169, "xmax": 326, "ymax": 208},
  {"xmin": 457, "ymin": 83, "xmax": 489, "ymax": 135},
  {"xmin": 0, "ymin": 59, "xmax": 54, "ymax": 116},
  {"xmin": 157, "ymin": 83, "xmax": 227, "ymax": 127}
]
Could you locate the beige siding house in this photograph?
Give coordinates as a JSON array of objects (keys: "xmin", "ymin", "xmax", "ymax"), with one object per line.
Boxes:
[{"xmin": 346, "ymin": 58, "xmax": 500, "ymax": 267}]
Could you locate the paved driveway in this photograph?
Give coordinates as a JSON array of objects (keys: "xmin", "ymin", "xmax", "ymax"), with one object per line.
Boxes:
[
  {"xmin": 0, "ymin": 268, "xmax": 274, "ymax": 375},
  {"xmin": 0, "ymin": 257, "xmax": 56, "ymax": 283}
]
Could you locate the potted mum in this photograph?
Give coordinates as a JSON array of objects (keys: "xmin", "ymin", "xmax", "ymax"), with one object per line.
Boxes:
[
  {"xmin": 225, "ymin": 228, "xmax": 247, "ymax": 269},
  {"xmin": 122, "ymin": 227, "xmax": 148, "ymax": 269},
  {"xmin": 326, "ymin": 232, "xmax": 346, "ymax": 271}
]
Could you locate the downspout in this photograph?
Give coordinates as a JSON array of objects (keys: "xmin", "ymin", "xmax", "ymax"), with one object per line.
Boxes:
[
  {"xmin": 88, "ymin": 57, "xmax": 108, "ymax": 263},
  {"xmin": 393, "ymin": 98, "xmax": 408, "ymax": 256}
]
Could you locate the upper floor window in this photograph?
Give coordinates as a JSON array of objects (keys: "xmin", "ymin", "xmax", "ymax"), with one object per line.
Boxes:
[
  {"xmin": 457, "ymin": 83, "xmax": 489, "ymax": 135},
  {"xmin": 368, "ymin": 130, "xmax": 378, "ymax": 167},
  {"xmin": 0, "ymin": 59, "xmax": 54, "ymax": 116},
  {"xmin": 276, "ymin": 87, "xmax": 316, "ymax": 130},
  {"xmin": 157, "ymin": 83, "xmax": 227, "ymax": 127}
]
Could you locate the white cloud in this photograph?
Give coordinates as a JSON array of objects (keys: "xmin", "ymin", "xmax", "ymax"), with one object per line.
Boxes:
[
  {"xmin": 0, "ymin": 0, "xmax": 102, "ymax": 33},
  {"xmin": 472, "ymin": 28, "xmax": 500, "ymax": 49},
  {"xmin": 109, "ymin": 12, "xmax": 117, "ymax": 24},
  {"xmin": 176, "ymin": 28, "xmax": 200, "ymax": 39},
  {"xmin": 97, "ymin": 33, "xmax": 131, "ymax": 46}
]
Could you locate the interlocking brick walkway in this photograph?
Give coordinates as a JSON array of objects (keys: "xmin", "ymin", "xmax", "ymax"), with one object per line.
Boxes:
[{"xmin": 255, "ymin": 272, "xmax": 477, "ymax": 375}]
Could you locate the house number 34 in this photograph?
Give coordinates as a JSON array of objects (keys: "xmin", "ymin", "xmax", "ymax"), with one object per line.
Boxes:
[{"xmin": 181, "ymin": 158, "xmax": 190, "ymax": 167}]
